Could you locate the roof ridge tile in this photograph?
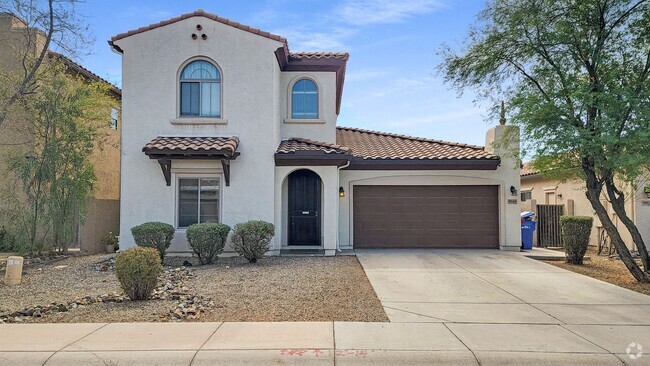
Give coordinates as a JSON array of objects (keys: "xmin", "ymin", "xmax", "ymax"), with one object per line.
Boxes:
[{"xmin": 110, "ymin": 9, "xmax": 288, "ymax": 44}]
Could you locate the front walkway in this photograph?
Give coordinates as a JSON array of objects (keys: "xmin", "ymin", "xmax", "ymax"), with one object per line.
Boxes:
[{"xmin": 1, "ymin": 249, "xmax": 650, "ymax": 365}]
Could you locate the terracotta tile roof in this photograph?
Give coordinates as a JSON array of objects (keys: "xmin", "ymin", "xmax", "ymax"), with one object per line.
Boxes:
[
  {"xmin": 277, "ymin": 138, "xmax": 350, "ymax": 155},
  {"xmin": 110, "ymin": 9, "xmax": 287, "ymax": 44},
  {"xmin": 288, "ymin": 52, "xmax": 350, "ymax": 61},
  {"xmin": 521, "ymin": 162, "xmax": 540, "ymax": 177},
  {"xmin": 47, "ymin": 51, "xmax": 121, "ymax": 97},
  {"xmin": 335, "ymin": 126, "xmax": 497, "ymax": 160},
  {"xmin": 143, "ymin": 136, "xmax": 239, "ymax": 156}
]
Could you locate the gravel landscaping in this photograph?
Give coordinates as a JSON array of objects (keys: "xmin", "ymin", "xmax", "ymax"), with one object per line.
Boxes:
[
  {"xmin": 0, "ymin": 254, "xmax": 387, "ymax": 323},
  {"xmin": 190, "ymin": 256, "xmax": 388, "ymax": 322},
  {"xmin": 540, "ymin": 250, "xmax": 650, "ymax": 296}
]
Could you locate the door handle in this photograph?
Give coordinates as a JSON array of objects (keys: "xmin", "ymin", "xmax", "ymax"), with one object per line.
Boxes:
[{"xmin": 302, "ymin": 211, "xmax": 310, "ymax": 215}]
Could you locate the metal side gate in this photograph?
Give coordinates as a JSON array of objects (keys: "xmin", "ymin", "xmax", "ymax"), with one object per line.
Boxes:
[{"xmin": 536, "ymin": 204, "xmax": 564, "ymax": 247}]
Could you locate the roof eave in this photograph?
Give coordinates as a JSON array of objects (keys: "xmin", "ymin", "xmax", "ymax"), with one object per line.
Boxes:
[
  {"xmin": 344, "ymin": 158, "xmax": 501, "ymax": 171},
  {"xmin": 274, "ymin": 153, "xmax": 350, "ymax": 167}
]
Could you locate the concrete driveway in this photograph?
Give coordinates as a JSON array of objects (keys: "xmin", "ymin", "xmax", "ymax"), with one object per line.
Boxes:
[{"xmin": 356, "ymin": 249, "xmax": 650, "ymax": 364}]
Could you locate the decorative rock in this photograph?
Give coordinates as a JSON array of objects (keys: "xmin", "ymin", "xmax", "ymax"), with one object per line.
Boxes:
[{"xmin": 0, "ymin": 265, "xmax": 212, "ymax": 323}]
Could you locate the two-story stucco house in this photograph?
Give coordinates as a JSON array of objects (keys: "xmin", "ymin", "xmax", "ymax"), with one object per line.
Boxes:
[{"xmin": 110, "ymin": 10, "xmax": 521, "ymax": 256}]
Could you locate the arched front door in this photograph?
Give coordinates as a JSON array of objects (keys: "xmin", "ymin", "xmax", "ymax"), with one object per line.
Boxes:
[{"xmin": 288, "ymin": 169, "xmax": 322, "ymax": 246}]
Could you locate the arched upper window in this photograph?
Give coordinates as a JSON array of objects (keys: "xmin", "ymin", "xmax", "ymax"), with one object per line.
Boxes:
[
  {"xmin": 291, "ymin": 79, "xmax": 318, "ymax": 119},
  {"xmin": 180, "ymin": 60, "xmax": 221, "ymax": 117}
]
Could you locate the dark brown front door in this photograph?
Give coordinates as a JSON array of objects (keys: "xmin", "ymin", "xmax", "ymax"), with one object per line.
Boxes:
[
  {"xmin": 353, "ymin": 185, "xmax": 499, "ymax": 249},
  {"xmin": 288, "ymin": 169, "xmax": 321, "ymax": 246}
]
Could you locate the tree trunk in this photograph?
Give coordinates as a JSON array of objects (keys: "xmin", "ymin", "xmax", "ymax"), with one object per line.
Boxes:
[
  {"xmin": 584, "ymin": 167, "xmax": 650, "ymax": 282},
  {"xmin": 604, "ymin": 179, "xmax": 650, "ymax": 271}
]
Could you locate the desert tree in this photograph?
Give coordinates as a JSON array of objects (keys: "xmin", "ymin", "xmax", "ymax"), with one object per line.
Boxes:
[
  {"xmin": 5, "ymin": 63, "xmax": 112, "ymax": 255},
  {"xmin": 0, "ymin": 0, "xmax": 91, "ymax": 127},
  {"xmin": 440, "ymin": 0, "xmax": 650, "ymax": 281}
]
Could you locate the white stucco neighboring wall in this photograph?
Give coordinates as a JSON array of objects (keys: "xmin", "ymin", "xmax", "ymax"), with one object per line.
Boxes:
[{"xmin": 115, "ymin": 17, "xmax": 286, "ymax": 251}]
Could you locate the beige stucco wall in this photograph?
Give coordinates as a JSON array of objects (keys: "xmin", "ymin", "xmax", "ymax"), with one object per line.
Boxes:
[
  {"xmin": 77, "ymin": 198, "xmax": 120, "ymax": 254},
  {"xmin": 520, "ymin": 174, "xmax": 649, "ymax": 250}
]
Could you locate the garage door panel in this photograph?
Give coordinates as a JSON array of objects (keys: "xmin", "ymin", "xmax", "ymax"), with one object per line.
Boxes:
[{"xmin": 353, "ymin": 185, "xmax": 499, "ymax": 249}]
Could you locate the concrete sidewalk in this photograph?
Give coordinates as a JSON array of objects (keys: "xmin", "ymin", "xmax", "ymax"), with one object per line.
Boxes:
[{"xmin": 0, "ymin": 321, "xmax": 646, "ymax": 365}]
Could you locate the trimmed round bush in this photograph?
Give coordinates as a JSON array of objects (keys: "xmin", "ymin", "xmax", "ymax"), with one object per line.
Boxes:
[
  {"xmin": 131, "ymin": 222, "xmax": 175, "ymax": 262},
  {"xmin": 231, "ymin": 220, "xmax": 275, "ymax": 263},
  {"xmin": 560, "ymin": 216, "xmax": 593, "ymax": 265},
  {"xmin": 186, "ymin": 223, "xmax": 231, "ymax": 264},
  {"xmin": 115, "ymin": 247, "xmax": 162, "ymax": 300}
]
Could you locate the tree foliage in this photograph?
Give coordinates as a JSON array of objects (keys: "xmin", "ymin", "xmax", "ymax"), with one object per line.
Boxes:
[
  {"xmin": 3, "ymin": 64, "xmax": 112, "ymax": 256},
  {"xmin": 440, "ymin": 0, "xmax": 650, "ymax": 281}
]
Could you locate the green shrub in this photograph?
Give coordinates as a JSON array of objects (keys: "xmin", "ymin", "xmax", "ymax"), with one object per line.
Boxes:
[
  {"xmin": 131, "ymin": 222, "xmax": 175, "ymax": 262},
  {"xmin": 0, "ymin": 226, "xmax": 15, "ymax": 252},
  {"xmin": 114, "ymin": 247, "xmax": 162, "ymax": 300},
  {"xmin": 186, "ymin": 223, "xmax": 231, "ymax": 264},
  {"xmin": 102, "ymin": 231, "xmax": 119, "ymax": 250},
  {"xmin": 560, "ymin": 216, "xmax": 593, "ymax": 265},
  {"xmin": 231, "ymin": 220, "xmax": 275, "ymax": 263}
]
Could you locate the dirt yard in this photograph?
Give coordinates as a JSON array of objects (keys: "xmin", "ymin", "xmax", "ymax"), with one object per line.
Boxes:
[
  {"xmin": 541, "ymin": 251, "xmax": 650, "ymax": 296},
  {"xmin": 0, "ymin": 254, "xmax": 388, "ymax": 323}
]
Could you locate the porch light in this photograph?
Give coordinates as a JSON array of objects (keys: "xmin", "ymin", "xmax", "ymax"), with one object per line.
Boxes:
[
  {"xmin": 339, "ymin": 187, "xmax": 345, "ymax": 197},
  {"xmin": 510, "ymin": 186, "xmax": 517, "ymax": 196}
]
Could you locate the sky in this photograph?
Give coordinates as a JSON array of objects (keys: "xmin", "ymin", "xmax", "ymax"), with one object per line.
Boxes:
[{"xmin": 73, "ymin": 0, "xmax": 495, "ymax": 146}]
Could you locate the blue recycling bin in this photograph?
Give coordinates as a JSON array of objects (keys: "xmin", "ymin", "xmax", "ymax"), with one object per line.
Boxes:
[{"xmin": 521, "ymin": 212, "xmax": 536, "ymax": 250}]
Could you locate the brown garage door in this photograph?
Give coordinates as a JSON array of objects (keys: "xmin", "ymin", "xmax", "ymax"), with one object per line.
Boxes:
[{"xmin": 353, "ymin": 185, "xmax": 499, "ymax": 248}]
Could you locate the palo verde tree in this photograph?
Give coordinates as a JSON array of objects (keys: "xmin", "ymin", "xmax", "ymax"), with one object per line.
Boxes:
[
  {"xmin": 5, "ymin": 64, "xmax": 112, "ymax": 255},
  {"xmin": 440, "ymin": 0, "xmax": 650, "ymax": 281}
]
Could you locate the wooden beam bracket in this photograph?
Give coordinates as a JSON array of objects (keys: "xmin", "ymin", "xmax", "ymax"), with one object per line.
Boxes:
[
  {"xmin": 221, "ymin": 159, "xmax": 231, "ymax": 186},
  {"xmin": 158, "ymin": 159, "xmax": 172, "ymax": 186}
]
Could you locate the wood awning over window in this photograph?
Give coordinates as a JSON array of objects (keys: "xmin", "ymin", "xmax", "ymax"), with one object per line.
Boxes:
[{"xmin": 142, "ymin": 136, "xmax": 240, "ymax": 186}]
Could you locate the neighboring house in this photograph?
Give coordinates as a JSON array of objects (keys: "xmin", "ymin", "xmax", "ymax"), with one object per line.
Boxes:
[
  {"xmin": 111, "ymin": 10, "xmax": 521, "ymax": 255},
  {"xmin": 520, "ymin": 163, "xmax": 650, "ymax": 251},
  {"xmin": 0, "ymin": 13, "xmax": 121, "ymax": 254}
]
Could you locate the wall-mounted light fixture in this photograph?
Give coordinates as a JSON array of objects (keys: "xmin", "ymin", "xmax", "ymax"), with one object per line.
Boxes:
[
  {"xmin": 339, "ymin": 187, "xmax": 345, "ymax": 197},
  {"xmin": 510, "ymin": 186, "xmax": 517, "ymax": 197}
]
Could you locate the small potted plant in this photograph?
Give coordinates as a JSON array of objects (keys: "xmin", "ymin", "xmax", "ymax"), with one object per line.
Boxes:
[
  {"xmin": 644, "ymin": 185, "xmax": 650, "ymax": 199},
  {"xmin": 102, "ymin": 231, "xmax": 119, "ymax": 253}
]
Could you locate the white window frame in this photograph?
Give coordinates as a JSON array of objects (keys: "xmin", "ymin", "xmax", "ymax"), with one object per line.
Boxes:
[
  {"xmin": 110, "ymin": 107, "xmax": 119, "ymax": 130},
  {"xmin": 284, "ymin": 75, "xmax": 326, "ymax": 124},
  {"xmin": 172, "ymin": 57, "xmax": 227, "ymax": 125},
  {"xmin": 174, "ymin": 174, "xmax": 223, "ymax": 229},
  {"xmin": 521, "ymin": 190, "xmax": 532, "ymax": 201}
]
